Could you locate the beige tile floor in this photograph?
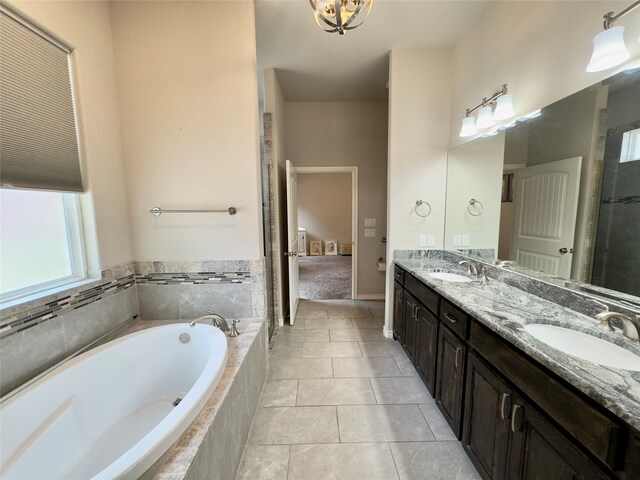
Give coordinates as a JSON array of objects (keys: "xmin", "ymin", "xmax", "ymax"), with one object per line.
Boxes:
[{"xmin": 236, "ymin": 300, "xmax": 480, "ymax": 480}]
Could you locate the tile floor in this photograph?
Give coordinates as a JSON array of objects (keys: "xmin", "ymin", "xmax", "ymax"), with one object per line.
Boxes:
[{"xmin": 236, "ymin": 300, "xmax": 480, "ymax": 480}]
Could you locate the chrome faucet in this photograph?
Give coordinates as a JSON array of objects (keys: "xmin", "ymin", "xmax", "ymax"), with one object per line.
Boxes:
[
  {"xmin": 189, "ymin": 311, "xmax": 230, "ymax": 332},
  {"xmin": 480, "ymin": 266, "xmax": 490, "ymax": 286},
  {"xmin": 594, "ymin": 311, "xmax": 640, "ymax": 341},
  {"xmin": 458, "ymin": 260, "xmax": 478, "ymax": 276}
]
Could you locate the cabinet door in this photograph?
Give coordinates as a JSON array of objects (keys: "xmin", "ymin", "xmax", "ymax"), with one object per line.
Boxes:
[
  {"xmin": 393, "ymin": 282, "xmax": 404, "ymax": 343},
  {"xmin": 415, "ymin": 304, "xmax": 438, "ymax": 396},
  {"xmin": 435, "ymin": 324, "xmax": 466, "ymax": 438},
  {"xmin": 462, "ymin": 352, "xmax": 512, "ymax": 480},
  {"xmin": 507, "ymin": 396, "xmax": 609, "ymax": 480},
  {"xmin": 403, "ymin": 292, "xmax": 418, "ymax": 362}
]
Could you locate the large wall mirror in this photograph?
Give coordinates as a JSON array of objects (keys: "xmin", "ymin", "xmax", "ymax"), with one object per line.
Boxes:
[{"xmin": 445, "ymin": 69, "xmax": 640, "ymax": 307}]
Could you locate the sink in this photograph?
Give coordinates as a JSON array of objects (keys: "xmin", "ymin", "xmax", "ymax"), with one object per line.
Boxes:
[
  {"xmin": 524, "ymin": 324, "xmax": 640, "ymax": 371},
  {"xmin": 428, "ymin": 272, "xmax": 473, "ymax": 283}
]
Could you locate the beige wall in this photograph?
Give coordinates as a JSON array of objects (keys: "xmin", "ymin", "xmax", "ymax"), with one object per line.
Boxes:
[
  {"xmin": 9, "ymin": 0, "xmax": 133, "ymax": 273},
  {"xmin": 263, "ymin": 68, "xmax": 289, "ymax": 322},
  {"xmin": 298, "ymin": 173, "xmax": 352, "ymax": 250},
  {"xmin": 450, "ymin": 1, "xmax": 640, "ymax": 150},
  {"xmin": 445, "ymin": 133, "xmax": 505, "ymax": 251},
  {"xmin": 110, "ymin": 0, "xmax": 262, "ymax": 262},
  {"xmin": 285, "ymin": 102, "xmax": 388, "ymax": 296},
  {"xmin": 384, "ymin": 49, "xmax": 452, "ymax": 333}
]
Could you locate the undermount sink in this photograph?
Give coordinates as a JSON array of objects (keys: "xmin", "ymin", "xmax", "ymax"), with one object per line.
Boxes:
[
  {"xmin": 428, "ymin": 272, "xmax": 473, "ymax": 283},
  {"xmin": 524, "ymin": 324, "xmax": 640, "ymax": 372}
]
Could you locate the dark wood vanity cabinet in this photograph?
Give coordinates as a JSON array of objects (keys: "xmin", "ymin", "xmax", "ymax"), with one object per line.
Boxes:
[
  {"xmin": 463, "ymin": 352, "xmax": 609, "ymax": 480},
  {"xmin": 393, "ymin": 281, "xmax": 404, "ymax": 343},
  {"xmin": 402, "ymin": 292, "xmax": 419, "ymax": 362},
  {"xmin": 463, "ymin": 352, "xmax": 512, "ymax": 480},
  {"xmin": 415, "ymin": 305, "xmax": 439, "ymax": 395},
  {"xmin": 392, "ymin": 264, "xmax": 636, "ymax": 480},
  {"xmin": 435, "ymin": 324, "xmax": 467, "ymax": 438}
]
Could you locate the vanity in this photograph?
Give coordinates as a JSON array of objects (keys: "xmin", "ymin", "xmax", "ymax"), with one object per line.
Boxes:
[{"xmin": 392, "ymin": 255, "xmax": 640, "ymax": 480}]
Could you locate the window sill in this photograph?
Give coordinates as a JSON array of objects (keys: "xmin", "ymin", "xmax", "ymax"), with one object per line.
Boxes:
[{"xmin": 0, "ymin": 277, "xmax": 100, "ymax": 313}]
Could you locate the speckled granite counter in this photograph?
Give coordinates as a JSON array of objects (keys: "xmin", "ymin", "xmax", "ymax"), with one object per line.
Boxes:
[{"xmin": 394, "ymin": 257, "xmax": 640, "ymax": 431}]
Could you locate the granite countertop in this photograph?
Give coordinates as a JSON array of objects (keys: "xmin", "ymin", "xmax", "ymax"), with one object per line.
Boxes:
[{"xmin": 395, "ymin": 258, "xmax": 640, "ymax": 431}]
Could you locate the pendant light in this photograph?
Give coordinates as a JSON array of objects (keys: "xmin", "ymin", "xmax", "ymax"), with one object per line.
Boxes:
[{"xmin": 308, "ymin": 0, "xmax": 373, "ymax": 35}]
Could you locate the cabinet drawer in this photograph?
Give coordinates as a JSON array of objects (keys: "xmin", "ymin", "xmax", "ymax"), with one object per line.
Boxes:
[
  {"xmin": 394, "ymin": 265, "xmax": 405, "ymax": 285},
  {"xmin": 470, "ymin": 321, "xmax": 621, "ymax": 469},
  {"xmin": 440, "ymin": 299, "xmax": 469, "ymax": 340},
  {"xmin": 405, "ymin": 274, "xmax": 439, "ymax": 315}
]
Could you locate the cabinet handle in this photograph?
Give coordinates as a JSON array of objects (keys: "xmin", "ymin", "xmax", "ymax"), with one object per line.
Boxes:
[
  {"xmin": 511, "ymin": 404, "xmax": 522, "ymax": 433},
  {"xmin": 444, "ymin": 312, "xmax": 458, "ymax": 324},
  {"xmin": 408, "ymin": 302, "xmax": 416, "ymax": 318},
  {"xmin": 415, "ymin": 306, "xmax": 420, "ymax": 320},
  {"xmin": 500, "ymin": 393, "xmax": 511, "ymax": 420},
  {"xmin": 454, "ymin": 347, "xmax": 462, "ymax": 368}
]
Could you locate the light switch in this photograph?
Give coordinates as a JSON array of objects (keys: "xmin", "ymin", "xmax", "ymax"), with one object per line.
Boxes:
[
  {"xmin": 365, "ymin": 218, "xmax": 377, "ymax": 227},
  {"xmin": 427, "ymin": 235, "xmax": 436, "ymax": 247},
  {"xmin": 453, "ymin": 235, "xmax": 462, "ymax": 247},
  {"xmin": 462, "ymin": 235, "xmax": 470, "ymax": 246},
  {"xmin": 419, "ymin": 235, "xmax": 428, "ymax": 247},
  {"xmin": 365, "ymin": 229, "xmax": 376, "ymax": 237}
]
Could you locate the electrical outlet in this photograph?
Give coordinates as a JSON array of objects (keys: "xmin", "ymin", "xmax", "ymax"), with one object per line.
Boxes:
[
  {"xmin": 365, "ymin": 229, "xmax": 376, "ymax": 237},
  {"xmin": 462, "ymin": 234, "xmax": 470, "ymax": 246},
  {"xmin": 364, "ymin": 218, "xmax": 377, "ymax": 227},
  {"xmin": 453, "ymin": 235, "xmax": 462, "ymax": 247},
  {"xmin": 419, "ymin": 235, "xmax": 428, "ymax": 247},
  {"xmin": 427, "ymin": 235, "xmax": 436, "ymax": 247}
]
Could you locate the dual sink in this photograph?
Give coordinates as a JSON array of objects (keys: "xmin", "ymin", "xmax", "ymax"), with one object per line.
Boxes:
[{"xmin": 427, "ymin": 270, "xmax": 640, "ymax": 372}]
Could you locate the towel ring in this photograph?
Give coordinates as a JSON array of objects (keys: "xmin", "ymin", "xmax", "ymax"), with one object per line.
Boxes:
[
  {"xmin": 468, "ymin": 198, "xmax": 484, "ymax": 216},
  {"xmin": 414, "ymin": 200, "xmax": 431, "ymax": 218}
]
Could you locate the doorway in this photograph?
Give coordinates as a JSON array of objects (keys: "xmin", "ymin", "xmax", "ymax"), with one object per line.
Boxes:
[{"xmin": 289, "ymin": 166, "xmax": 358, "ymax": 305}]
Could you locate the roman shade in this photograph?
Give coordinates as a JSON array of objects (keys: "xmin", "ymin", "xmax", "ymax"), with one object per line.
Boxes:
[{"xmin": 0, "ymin": 6, "xmax": 84, "ymax": 192}]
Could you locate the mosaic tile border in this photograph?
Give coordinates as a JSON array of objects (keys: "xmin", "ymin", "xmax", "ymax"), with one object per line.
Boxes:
[
  {"xmin": 0, "ymin": 274, "xmax": 136, "ymax": 339},
  {"xmin": 135, "ymin": 272, "xmax": 251, "ymax": 285}
]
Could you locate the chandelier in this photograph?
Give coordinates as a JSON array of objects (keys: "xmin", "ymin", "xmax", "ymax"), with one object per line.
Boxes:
[{"xmin": 308, "ymin": 0, "xmax": 373, "ymax": 35}]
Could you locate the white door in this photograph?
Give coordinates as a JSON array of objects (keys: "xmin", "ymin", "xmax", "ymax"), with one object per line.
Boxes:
[
  {"xmin": 286, "ymin": 160, "xmax": 300, "ymax": 324},
  {"xmin": 511, "ymin": 157, "xmax": 582, "ymax": 277}
]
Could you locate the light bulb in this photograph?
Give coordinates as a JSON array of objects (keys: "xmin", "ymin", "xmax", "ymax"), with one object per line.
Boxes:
[
  {"xmin": 493, "ymin": 94, "xmax": 515, "ymax": 120},
  {"xmin": 587, "ymin": 26, "xmax": 631, "ymax": 72},
  {"xmin": 459, "ymin": 116, "xmax": 477, "ymax": 137},
  {"xmin": 476, "ymin": 105, "xmax": 495, "ymax": 129}
]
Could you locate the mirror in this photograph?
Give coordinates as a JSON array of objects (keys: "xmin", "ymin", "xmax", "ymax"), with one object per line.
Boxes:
[{"xmin": 445, "ymin": 69, "xmax": 640, "ymax": 306}]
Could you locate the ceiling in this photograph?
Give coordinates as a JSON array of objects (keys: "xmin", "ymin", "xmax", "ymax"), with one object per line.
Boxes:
[{"xmin": 255, "ymin": 0, "xmax": 492, "ymax": 102}]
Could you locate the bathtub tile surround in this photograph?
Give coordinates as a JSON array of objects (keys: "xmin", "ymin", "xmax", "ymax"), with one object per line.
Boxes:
[
  {"xmin": 1, "ymin": 258, "xmax": 266, "ymax": 398},
  {"xmin": 134, "ymin": 259, "xmax": 266, "ymax": 321},
  {"xmin": 237, "ymin": 299, "xmax": 480, "ymax": 480},
  {"xmin": 139, "ymin": 318, "xmax": 268, "ymax": 480},
  {"xmin": 0, "ymin": 263, "xmax": 138, "ymax": 396}
]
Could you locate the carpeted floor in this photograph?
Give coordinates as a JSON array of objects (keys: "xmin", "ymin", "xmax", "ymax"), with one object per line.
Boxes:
[{"xmin": 299, "ymin": 255, "xmax": 352, "ymax": 300}]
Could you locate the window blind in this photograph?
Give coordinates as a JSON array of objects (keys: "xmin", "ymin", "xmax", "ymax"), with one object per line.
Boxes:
[{"xmin": 0, "ymin": 6, "xmax": 84, "ymax": 192}]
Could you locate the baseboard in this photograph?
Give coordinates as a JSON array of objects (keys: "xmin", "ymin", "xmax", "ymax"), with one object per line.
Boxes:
[{"xmin": 357, "ymin": 294, "xmax": 385, "ymax": 300}]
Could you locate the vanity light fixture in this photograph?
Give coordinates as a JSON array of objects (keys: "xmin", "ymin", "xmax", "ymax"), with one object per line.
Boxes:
[
  {"xmin": 459, "ymin": 84, "xmax": 514, "ymax": 137},
  {"xmin": 308, "ymin": 0, "xmax": 373, "ymax": 35},
  {"xmin": 587, "ymin": 1, "xmax": 640, "ymax": 72}
]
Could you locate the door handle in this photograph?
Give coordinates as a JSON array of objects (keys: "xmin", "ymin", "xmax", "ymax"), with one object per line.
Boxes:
[
  {"xmin": 454, "ymin": 347, "xmax": 462, "ymax": 368},
  {"xmin": 444, "ymin": 312, "xmax": 458, "ymax": 323},
  {"xmin": 511, "ymin": 404, "xmax": 522, "ymax": 432},
  {"xmin": 500, "ymin": 393, "xmax": 511, "ymax": 420},
  {"xmin": 559, "ymin": 248, "xmax": 568, "ymax": 254}
]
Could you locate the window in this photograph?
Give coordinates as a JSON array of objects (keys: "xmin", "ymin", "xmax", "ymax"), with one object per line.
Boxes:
[
  {"xmin": 0, "ymin": 189, "xmax": 87, "ymax": 304},
  {"xmin": 620, "ymin": 128, "xmax": 640, "ymax": 163}
]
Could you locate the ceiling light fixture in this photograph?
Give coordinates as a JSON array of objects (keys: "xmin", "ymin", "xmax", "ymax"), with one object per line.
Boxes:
[
  {"xmin": 587, "ymin": 1, "xmax": 640, "ymax": 72},
  {"xmin": 308, "ymin": 0, "xmax": 373, "ymax": 35},
  {"xmin": 459, "ymin": 84, "xmax": 514, "ymax": 137}
]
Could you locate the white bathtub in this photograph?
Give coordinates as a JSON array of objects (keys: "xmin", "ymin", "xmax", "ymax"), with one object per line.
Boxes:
[{"xmin": 0, "ymin": 323, "xmax": 228, "ymax": 479}]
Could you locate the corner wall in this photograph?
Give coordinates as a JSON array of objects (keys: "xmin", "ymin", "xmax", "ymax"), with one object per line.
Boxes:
[{"xmin": 384, "ymin": 49, "xmax": 453, "ymax": 334}]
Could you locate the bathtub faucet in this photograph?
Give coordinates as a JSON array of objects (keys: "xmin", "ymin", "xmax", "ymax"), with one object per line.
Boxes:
[{"xmin": 189, "ymin": 311, "xmax": 229, "ymax": 332}]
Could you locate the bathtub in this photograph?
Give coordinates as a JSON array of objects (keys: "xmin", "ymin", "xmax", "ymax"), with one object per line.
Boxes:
[{"xmin": 0, "ymin": 323, "xmax": 228, "ymax": 479}]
